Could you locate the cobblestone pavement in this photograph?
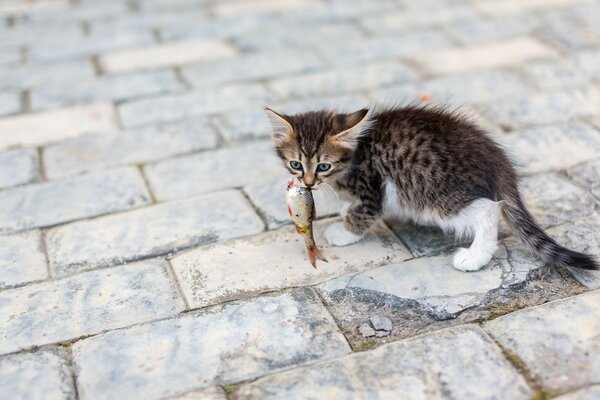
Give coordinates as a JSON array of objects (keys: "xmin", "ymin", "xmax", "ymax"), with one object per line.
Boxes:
[{"xmin": 1, "ymin": 0, "xmax": 600, "ymax": 399}]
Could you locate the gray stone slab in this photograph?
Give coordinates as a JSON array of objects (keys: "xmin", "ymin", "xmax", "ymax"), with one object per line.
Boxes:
[
  {"xmin": 539, "ymin": 6, "xmax": 600, "ymax": 49},
  {"xmin": 555, "ymin": 386, "xmax": 600, "ymax": 400},
  {"xmin": 269, "ymin": 62, "xmax": 417, "ymax": 99},
  {"xmin": 213, "ymin": 107, "xmax": 272, "ymax": 142},
  {"xmin": 360, "ymin": 6, "xmax": 479, "ymax": 33},
  {"xmin": 0, "ymin": 167, "xmax": 151, "ymax": 234},
  {"xmin": 119, "ymin": 83, "xmax": 273, "ymax": 128},
  {"xmin": 484, "ymin": 87, "xmax": 600, "ymax": 130},
  {"xmin": 0, "ymin": 59, "xmax": 95, "ymax": 91},
  {"xmin": 171, "ymin": 219, "xmax": 412, "ymax": 308},
  {"xmin": 182, "ymin": 50, "xmax": 324, "ymax": 88},
  {"xmin": 274, "ymin": 94, "xmax": 370, "ymax": 115},
  {"xmin": 519, "ymin": 173, "xmax": 599, "ymax": 228},
  {"xmin": 318, "ymin": 243, "xmax": 539, "ymax": 320},
  {"xmin": 0, "ymin": 347, "xmax": 75, "ymax": 400},
  {"xmin": 46, "ymin": 190, "xmax": 264, "ymax": 276},
  {"xmin": 237, "ymin": 325, "xmax": 532, "ymax": 400},
  {"xmin": 546, "ymin": 215, "xmax": 600, "ymax": 289},
  {"xmin": 0, "ymin": 230, "xmax": 47, "ymax": 289},
  {"xmin": 43, "ymin": 120, "xmax": 218, "ymax": 179},
  {"xmin": 0, "ymin": 91, "xmax": 20, "ymax": 116},
  {"xmin": 72, "ymin": 288, "xmax": 351, "ymax": 400},
  {"xmin": 485, "ymin": 290, "xmax": 600, "ymax": 394},
  {"xmin": 0, "ymin": 148, "xmax": 39, "ymax": 189},
  {"xmin": 446, "ymin": 14, "xmax": 537, "ymax": 45},
  {"xmin": 522, "ymin": 57, "xmax": 600, "ymax": 90},
  {"xmin": 498, "ymin": 123, "xmax": 600, "ymax": 174},
  {"xmin": 165, "ymin": 387, "xmax": 227, "ymax": 400},
  {"xmin": 31, "ymin": 70, "xmax": 183, "ymax": 110},
  {"xmin": 144, "ymin": 141, "xmax": 278, "ymax": 201},
  {"xmin": 0, "ymin": 260, "xmax": 184, "ymax": 355},
  {"xmin": 387, "ymin": 220, "xmax": 468, "ymax": 257},
  {"xmin": 569, "ymin": 160, "xmax": 600, "ymax": 199}
]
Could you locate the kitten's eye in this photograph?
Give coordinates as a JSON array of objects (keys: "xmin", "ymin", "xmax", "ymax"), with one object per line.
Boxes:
[
  {"xmin": 317, "ymin": 163, "xmax": 332, "ymax": 172},
  {"xmin": 290, "ymin": 160, "xmax": 303, "ymax": 171}
]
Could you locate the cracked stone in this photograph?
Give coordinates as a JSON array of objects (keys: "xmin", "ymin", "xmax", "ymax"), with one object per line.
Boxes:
[
  {"xmin": 370, "ymin": 314, "xmax": 392, "ymax": 332},
  {"xmin": 359, "ymin": 323, "xmax": 376, "ymax": 338}
]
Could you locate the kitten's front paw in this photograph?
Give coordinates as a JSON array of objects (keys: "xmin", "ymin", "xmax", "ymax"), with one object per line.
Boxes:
[
  {"xmin": 452, "ymin": 247, "xmax": 492, "ymax": 272},
  {"xmin": 324, "ymin": 222, "xmax": 362, "ymax": 247}
]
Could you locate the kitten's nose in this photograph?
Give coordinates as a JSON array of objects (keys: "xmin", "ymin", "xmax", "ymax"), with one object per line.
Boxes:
[{"xmin": 304, "ymin": 180, "xmax": 315, "ymax": 188}]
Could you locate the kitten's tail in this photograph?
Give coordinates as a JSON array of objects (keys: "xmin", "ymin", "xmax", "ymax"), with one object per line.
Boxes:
[{"xmin": 500, "ymin": 187, "xmax": 599, "ymax": 270}]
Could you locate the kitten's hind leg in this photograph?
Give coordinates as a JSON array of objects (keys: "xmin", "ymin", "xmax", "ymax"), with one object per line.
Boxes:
[{"xmin": 451, "ymin": 199, "xmax": 502, "ymax": 272}]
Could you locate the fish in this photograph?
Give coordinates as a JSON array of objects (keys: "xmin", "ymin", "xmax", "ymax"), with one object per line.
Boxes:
[{"xmin": 286, "ymin": 178, "xmax": 328, "ymax": 268}]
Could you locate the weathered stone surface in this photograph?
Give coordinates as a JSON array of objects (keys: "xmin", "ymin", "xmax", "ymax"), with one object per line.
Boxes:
[
  {"xmin": 485, "ymin": 290, "xmax": 600, "ymax": 394},
  {"xmin": 445, "ymin": 14, "xmax": 536, "ymax": 45},
  {"xmin": 0, "ymin": 230, "xmax": 47, "ymax": 289},
  {"xmin": 555, "ymin": 386, "xmax": 600, "ymax": 400},
  {"xmin": 72, "ymin": 289, "xmax": 351, "ymax": 400},
  {"xmin": 274, "ymin": 94, "xmax": 369, "ymax": 115},
  {"xmin": 498, "ymin": 123, "xmax": 600, "ymax": 174},
  {"xmin": 0, "ymin": 167, "xmax": 150, "ymax": 234},
  {"xmin": 119, "ymin": 83, "xmax": 272, "ymax": 127},
  {"xmin": 360, "ymin": 6, "xmax": 478, "ymax": 33},
  {"xmin": 0, "ymin": 347, "xmax": 75, "ymax": 400},
  {"xmin": 0, "ymin": 103, "xmax": 120, "ymax": 150},
  {"xmin": 387, "ymin": 220, "xmax": 468, "ymax": 257},
  {"xmin": 370, "ymin": 314, "xmax": 392, "ymax": 332},
  {"xmin": 213, "ymin": 0, "xmax": 318, "ymax": 17},
  {"xmin": 213, "ymin": 107, "xmax": 272, "ymax": 142},
  {"xmin": 0, "ymin": 148, "xmax": 39, "ymax": 189},
  {"xmin": 519, "ymin": 173, "xmax": 598, "ymax": 228},
  {"xmin": 0, "ymin": 59, "xmax": 95, "ymax": 91},
  {"xmin": 100, "ymin": 39, "xmax": 237, "ymax": 74},
  {"xmin": 46, "ymin": 190, "xmax": 264, "ymax": 275},
  {"xmin": 0, "ymin": 261, "xmax": 184, "ymax": 355},
  {"xmin": 475, "ymin": 0, "xmax": 579, "ymax": 16},
  {"xmin": 410, "ymin": 37, "xmax": 557, "ymax": 75},
  {"xmin": 236, "ymin": 325, "xmax": 532, "ymax": 400},
  {"xmin": 31, "ymin": 70, "xmax": 183, "ymax": 110},
  {"xmin": 165, "ymin": 387, "xmax": 227, "ymax": 400},
  {"xmin": 171, "ymin": 219, "xmax": 411, "ymax": 308},
  {"xmin": 182, "ymin": 50, "xmax": 324, "ymax": 88},
  {"xmin": 485, "ymin": 88, "xmax": 600, "ymax": 130},
  {"xmin": 546, "ymin": 216, "xmax": 600, "ymax": 289},
  {"xmin": 569, "ymin": 160, "xmax": 600, "ymax": 199},
  {"xmin": 270, "ymin": 62, "xmax": 417, "ymax": 99},
  {"xmin": 522, "ymin": 57, "xmax": 600, "ymax": 90},
  {"xmin": 539, "ymin": 6, "xmax": 600, "ymax": 49},
  {"xmin": 43, "ymin": 120, "xmax": 218, "ymax": 179},
  {"xmin": 0, "ymin": 91, "xmax": 20, "ymax": 116},
  {"xmin": 144, "ymin": 141, "xmax": 278, "ymax": 201}
]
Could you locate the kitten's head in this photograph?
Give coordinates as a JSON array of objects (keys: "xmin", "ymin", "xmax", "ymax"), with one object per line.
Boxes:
[{"xmin": 265, "ymin": 108, "xmax": 370, "ymax": 188}]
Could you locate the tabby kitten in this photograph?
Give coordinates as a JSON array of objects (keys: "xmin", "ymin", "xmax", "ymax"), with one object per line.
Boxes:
[{"xmin": 266, "ymin": 105, "xmax": 598, "ymax": 272}]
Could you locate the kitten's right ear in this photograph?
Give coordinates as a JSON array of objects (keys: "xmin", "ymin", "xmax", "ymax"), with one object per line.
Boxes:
[{"xmin": 265, "ymin": 107, "xmax": 294, "ymax": 142}]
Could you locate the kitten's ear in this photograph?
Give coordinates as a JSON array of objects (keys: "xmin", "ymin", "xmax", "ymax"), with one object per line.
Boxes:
[
  {"xmin": 332, "ymin": 108, "xmax": 370, "ymax": 149},
  {"xmin": 265, "ymin": 107, "xmax": 294, "ymax": 142}
]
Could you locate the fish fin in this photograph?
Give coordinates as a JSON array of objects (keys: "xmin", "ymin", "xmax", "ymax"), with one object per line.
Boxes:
[
  {"xmin": 307, "ymin": 246, "xmax": 327, "ymax": 268},
  {"xmin": 288, "ymin": 206, "xmax": 292, "ymax": 218},
  {"xmin": 295, "ymin": 226, "xmax": 301, "ymax": 234},
  {"xmin": 312, "ymin": 204, "xmax": 316, "ymax": 219}
]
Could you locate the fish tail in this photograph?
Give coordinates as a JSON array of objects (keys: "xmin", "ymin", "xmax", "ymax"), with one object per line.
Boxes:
[{"xmin": 307, "ymin": 245, "xmax": 328, "ymax": 268}]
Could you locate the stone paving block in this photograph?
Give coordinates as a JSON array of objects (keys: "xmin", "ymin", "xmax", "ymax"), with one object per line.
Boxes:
[
  {"xmin": 213, "ymin": 107, "xmax": 272, "ymax": 142},
  {"xmin": 0, "ymin": 0, "xmax": 68, "ymax": 16},
  {"xmin": 0, "ymin": 103, "xmax": 120, "ymax": 150},
  {"xmin": 0, "ymin": 59, "xmax": 95, "ymax": 91},
  {"xmin": 569, "ymin": 160, "xmax": 600, "ymax": 199},
  {"xmin": 485, "ymin": 290, "xmax": 600, "ymax": 394},
  {"xmin": 0, "ymin": 19, "xmax": 82, "ymax": 49},
  {"xmin": 498, "ymin": 123, "xmax": 600, "ymax": 174},
  {"xmin": 0, "ymin": 261, "xmax": 185, "ymax": 355},
  {"xmin": 387, "ymin": 221, "xmax": 468, "ymax": 257},
  {"xmin": 0, "ymin": 347, "xmax": 75, "ymax": 400},
  {"xmin": 518, "ymin": 173, "xmax": 599, "ymax": 228},
  {"xmin": 144, "ymin": 141, "xmax": 278, "ymax": 201},
  {"xmin": 165, "ymin": 387, "xmax": 227, "ymax": 400},
  {"xmin": 0, "ymin": 167, "xmax": 150, "ymax": 234},
  {"xmin": 213, "ymin": 0, "xmax": 318, "ymax": 17},
  {"xmin": 316, "ymin": 30, "xmax": 455, "ymax": 66},
  {"xmin": 0, "ymin": 230, "xmax": 47, "ymax": 289},
  {"xmin": 0, "ymin": 148, "xmax": 39, "ymax": 189},
  {"xmin": 0, "ymin": 48, "xmax": 21, "ymax": 67},
  {"xmin": 31, "ymin": 70, "xmax": 183, "ymax": 110},
  {"xmin": 72, "ymin": 288, "xmax": 351, "ymax": 400},
  {"xmin": 28, "ymin": 28, "xmax": 155, "ymax": 63},
  {"xmin": 539, "ymin": 6, "xmax": 600, "ymax": 49},
  {"xmin": 171, "ymin": 219, "xmax": 412, "ymax": 308},
  {"xmin": 522, "ymin": 56, "xmax": 600, "ymax": 91},
  {"xmin": 410, "ymin": 37, "xmax": 557, "ymax": 76},
  {"xmin": 281, "ymin": 0, "xmax": 399, "ymax": 23},
  {"xmin": 555, "ymin": 386, "xmax": 600, "ymax": 400},
  {"xmin": 0, "ymin": 91, "xmax": 20, "ymax": 116},
  {"xmin": 46, "ymin": 190, "xmax": 264, "ymax": 275},
  {"xmin": 89, "ymin": 8, "xmax": 209, "ymax": 35},
  {"xmin": 445, "ymin": 14, "xmax": 537, "ymax": 45},
  {"xmin": 237, "ymin": 325, "xmax": 532, "ymax": 400},
  {"xmin": 360, "ymin": 5, "xmax": 478, "ymax": 33},
  {"xmin": 100, "ymin": 39, "xmax": 237, "ymax": 74},
  {"xmin": 475, "ymin": 0, "xmax": 581, "ymax": 16},
  {"xmin": 182, "ymin": 50, "xmax": 324, "ymax": 89},
  {"xmin": 271, "ymin": 63, "xmax": 417, "ymax": 99},
  {"xmin": 274, "ymin": 94, "xmax": 370, "ymax": 115},
  {"xmin": 372, "ymin": 69, "xmax": 531, "ymax": 105},
  {"xmin": 43, "ymin": 120, "xmax": 218, "ymax": 179},
  {"xmin": 119, "ymin": 83, "xmax": 272, "ymax": 127},
  {"xmin": 546, "ymin": 215, "xmax": 600, "ymax": 289}
]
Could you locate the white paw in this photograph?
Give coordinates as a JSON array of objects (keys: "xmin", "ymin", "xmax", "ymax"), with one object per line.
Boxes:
[
  {"xmin": 452, "ymin": 247, "xmax": 493, "ymax": 272},
  {"xmin": 324, "ymin": 222, "xmax": 362, "ymax": 247}
]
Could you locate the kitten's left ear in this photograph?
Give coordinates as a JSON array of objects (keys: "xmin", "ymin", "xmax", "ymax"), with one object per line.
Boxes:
[
  {"xmin": 332, "ymin": 108, "xmax": 370, "ymax": 149},
  {"xmin": 265, "ymin": 107, "xmax": 294, "ymax": 143}
]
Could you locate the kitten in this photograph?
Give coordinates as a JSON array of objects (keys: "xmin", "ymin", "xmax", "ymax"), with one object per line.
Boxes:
[{"xmin": 266, "ymin": 105, "xmax": 598, "ymax": 272}]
